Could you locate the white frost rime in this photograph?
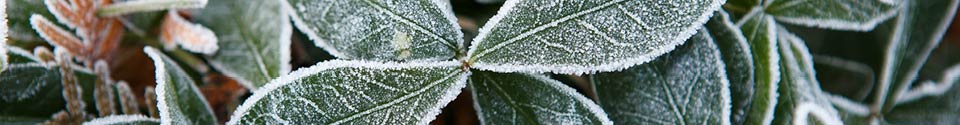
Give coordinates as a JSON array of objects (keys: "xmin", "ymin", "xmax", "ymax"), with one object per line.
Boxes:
[
  {"xmin": 284, "ymin": 0, "xmax": 463, "ymax": 61},
  {"xmin": 470, "ymin": 72, "xmax": 612, "ymax": 124},
  {"xmin": 228, "ymin": 60, "xmax": 469, "ymax": 124},
  {"xmin": 591, "ymin": 31, "xmax": 731, "ymax": 125},
  {"xmin": 467, "ymin": 0, "xmax": 725, "ymax": 75}
]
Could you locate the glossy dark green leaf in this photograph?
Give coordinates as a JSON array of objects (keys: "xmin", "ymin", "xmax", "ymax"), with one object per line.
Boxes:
[
  {"xmin": 591, "ymin": 31, "xmax": 730, "ymax": 125},
  {"xmin": 228, "ymin": 60, "xmax": 468, "ymax": 124},
  {"xmin": 471, "ymin": 71, "xmax": 611, "ymax": 124},
  {"xmin": 198, "ymin": 0, "xmax": 292, "ymax": 89},
  {"xmin": 144, "ymin": 47, "xmax": 216, "ymax": 125}
]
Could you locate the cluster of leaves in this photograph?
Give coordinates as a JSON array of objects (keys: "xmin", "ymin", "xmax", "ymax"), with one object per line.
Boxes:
[{"xmin": 1, "ymin": 0, "xmax": 959, "ymax": 125}]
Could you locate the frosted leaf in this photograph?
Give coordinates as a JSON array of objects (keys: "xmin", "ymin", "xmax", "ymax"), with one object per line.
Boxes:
[
  {"xmin": 877, "ymin": 0, "xmax": 960, "ymax": 112},
  {"xmin": 0, "ymin": 46, "xmax": 99, "ymax": 121},
  {"xmin": 5, "ymin": 47, "xmax": 42, "ymax": 64},
  {"xmin": 772, "ymin": 30, "xmax": 841, "ymax": 125},
  {"xmin": 737, "ymin": 11, "xmax": 781, "ymax": 125},
  {"xmin": 470, "ymin": 71, "xmax": 612, "ymax": 124},
  {"xmin": 228, "ymin": 60, "xmax": 469, "ymax": 125},
  {"xmin": 284, "ymin": 0, "xmax": 463, "ymax": 61},
  {"xmin": 159, "ymin": 11, "xmax": 219, "ymax": 55},
  {"xmin": 705, "ymin": 10, "xmax": 755, "ymax": 125},
  {"xmin": 1, "ymin": 0, "xmax": 6, "ymax": 72},
  {"xmin": 591, "ymin": 31, "xmax": 731, "ymax": 125},
  {"xmin": 764, "ymin": 0, "xmax": 898, "ymax": 31},
  {"xmin": 886, "ymin": 64, "xmax": 960, "ymax": 124},
  {"xmin": 196, "ymin": 0, "xmax": 292, "ymax": 90},
  {"xmin": 97, "ymin": 0, "xmax": 208, "ymax": 17},
  {"xmin": 724, "ymin": 0, "xmax": 759, "ymax": 13},
  {"xmin": 82, "ymin": 115, "xmax": 160, "ymax": 125},
  {"xmin": 143, "ymin": 47, "xmax": 217, "ymax": 125},
  {"xmin": 465, "ymin": 0, "xmax": 724, "ymax": 75}
]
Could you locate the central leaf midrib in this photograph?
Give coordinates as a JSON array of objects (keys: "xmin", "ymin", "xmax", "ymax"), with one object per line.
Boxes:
[
  {"xmin": 220, "ymin": 0, "xmax": 274, "ymax": 84},
  {"xmin": 470, "ymin": 0, "xmax": 628, "ymax": 61},
  {"xmin": 328, "ymin": 70, "xmax": 461, "ymax": 124}
]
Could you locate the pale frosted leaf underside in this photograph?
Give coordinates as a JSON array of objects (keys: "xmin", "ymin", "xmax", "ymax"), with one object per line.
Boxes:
[
  {"xmin": 144, "ymin": 47, "xmax": 217, "ymax": 125},
  {"xmin": 705, "ymin": 10, "xmax": 755, "ymax": 125},
  {"xmin": 467, "ymin": 0, "xmax": 724, "ymax": 75},
  {"xmin": 228, "ymin": 60, "xmax": 469, "ymax": 125},
  {"xmin": 764, "ymin": 0, "xmax": 898, "ymax": 31},
  {"xmin": 878, "ymin": 0, "xmax": 959, "ymax": 111},
  {"xmin": 0, "ymin": 47, "xmax": 98, "ymax": 121},
  {"xmin": 470, "ymin": 71, "xmax": 612, "ymax": 124},
  {"xmin": 591, "ymin": 31, "xmax": 731, "ymax": 125},
  {"xmin": 738, "ymin": 12, "xmax": 781, "ymax": 125},
  {"xmin": 198, "ymin": 0, "xmax": 292, "ymax": 89},
  {"xmin": 81, "ymin": 115, "xmax": 160, "ymax": 125},
  {"xmin": 772, "ymin": 30, "xmax": 841, "ymax": 125},
  {"xmin": 285, "ymin": 0, "xmax": 463, "ymax": 61}
]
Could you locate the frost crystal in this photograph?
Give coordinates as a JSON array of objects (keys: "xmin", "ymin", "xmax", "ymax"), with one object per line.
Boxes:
[
  {"xmin": 284, "ymin": 0, "xmax": 463, "ymax": 61},
  {"xmin": 592, "ymin": 31, "xmax": 731, "ymax": 125},
  {"xmin": 229, "ymin": 60, "xmax": 469, "ymax": 125},
  {"xmin": 466, "ymin": 0, "xmax": 725, "ymax": 75},
  {"xmin": 470, "ymin": 71, "xmax": 612, "ymax": 124}
]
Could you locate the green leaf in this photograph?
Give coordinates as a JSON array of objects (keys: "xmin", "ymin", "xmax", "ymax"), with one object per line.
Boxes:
[
  {"xmin": 143, "ymin": 47, "xmax": 216, "ymax": 125},
  {"xmin": 466, "ymin": 0, "xmax": 724, "ymax": 75},
  {"xmin": 724, "ymin": 0, "xmax": 760, "ymax": 13},
  {"xmin": 284, "ymin": 0, "xmax": 463, "ymax": 61},
  {"xmin": 738, "ymin": 11, "xmax": 781, "ymax": 125},
  {"xmin": 228, "ymin": 60, "xmax": 468, "ymax": 124},
  {"xmin": 591, "ymin": 31, "xmax": 730, "ymax": 125},
  {"xmin": 6, "ymin": 0, "xmax": 54, "ymax": 42},
  {"xmin": 764, "ymin": 0, "xmax": 898, "ymax": 31},
  {"xmin": 878, "ymin": 0, "xmax": 959, "ymax": 112},
  {"xmin": 771, "ymin": 30, "xmax": 841, "ymax": 125},
  {"xmin": 885, "ymin": 64, "xmax": 960, "ymax": 124},
  {"xmin": 82, "ymin": 115, "xmax": 161, "ymax": 125},
  {"xmin": 470, "ymin": 71, "xmax": 611, "ymax": 124},
  {"xmin": 706, "ymin": 10, "xmax": 755, "ymax": 125},
  {"xmin": 197, "ymin": 0, "xmax": 292, "ymax": 89},
  {"xmin": 0, "ymin": 47, "xmax": 99, "ymax": 121}
]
